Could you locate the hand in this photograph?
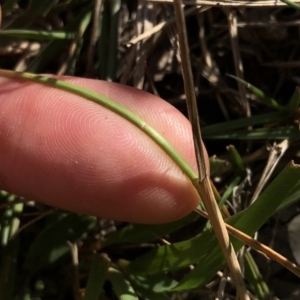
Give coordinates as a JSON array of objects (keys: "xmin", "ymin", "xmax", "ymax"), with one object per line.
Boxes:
[{"xmin": 0, "ymin": 77, "xmax": 202, "ymax": 224}]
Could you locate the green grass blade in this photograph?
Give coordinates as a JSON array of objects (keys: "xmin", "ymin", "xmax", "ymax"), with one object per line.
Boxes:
[
  {"xmin": 128, "ymin": 273, "xmax": 178, "ymax": 293},
  {"xmin": 83, "ymin": 254, "xmax": 109, "ymax": 300},
  {"xmin": 127, "ymin": 272, "xmax": 178, "ymax": 298},
  {"xmin": 231, "ymin": 162, "xmax": 300, "ymax": 234},
  {"xmin": 203, "ymin": 127, "xmax": 299, "ymax": 140},
  {"xmin": 227, "ymin": 145, "xmax": 246, "ymax": 175},
  {"xmin": 170, "ymin": 245, "xmax": 223, "ymax": 291},
  {"xmin": 209, "ymin": 156, "xmax": 227, "ymax": 175},
  {"xmin": 228, "ymin": 75, "xmax": 284, "ymax": 111},
  {"xmin": 128, "ymin": 162, "xmax": 300, "ymax": 289},
  {"xmin": 128, "ymin": 229, "xmax": 217, "ymax": 275},
  {"xmin": 6, "ymin": 0, "xmax": 59, "ymax": 28},
  {"xmin": 109, "ymin": 268, "xmax": 138, "ymax": 300},
  {"xmin": 280, "ymin": 0, "xmax": 300, "ymax": 9},
  {"xmin": 24, "ymin": 213, "xmax": 96, "ymax": 274},
  {"xmin": 172, "ymin": 162, "xmax": 300, "ymax": 291},
  {"xmin": 64, "ymin": 11, "xmax": 92, "ymax": 75},
  {"xmin": 275, "ymin": 180, "xmax": 300, "ymax": 211},
  {"xmin": 218, "ymin": 176, "xmax": 241, "ymax": 208},
  {"xmin": 131, "ymin": 283, "xmax": 172, "ymax": 300},
  {"xmin": 0, "ymin": 237, "xmax": 20, "ymax": 300},
  {"xmin": 0, "ymin": 193, "xmax": 21, "ymax": 300},
  {"xmin": 107, "ymin": 0, "xmax": 121, "ymax": 81},
  {"xmin": 98, "ymin": 1, "xmax": 110, "ymax": 79},
  {"xmin": 0, "ymin": 30, "xmax": 76, "ymax": 40},
  {"xmin": 104, "ymin": 212, "xmax": 198, "ymax": 247},
  {"xmin": 285, "ymin": 87, "xmax": 300, "ymax": 115},
  {"xmin": 26, "ymin": 8, "xmax": 92, "ymax": 72},
  {"xmin": 1, "ymin": 194, "xmax": 17, "ymax": 246},
  {"xmin": 202, "ymin": 112, "xmax": 285, "ymax": 135},
  {"xmin": 244, "ymin": 251, "xmax": 271, "ymax": 300}
]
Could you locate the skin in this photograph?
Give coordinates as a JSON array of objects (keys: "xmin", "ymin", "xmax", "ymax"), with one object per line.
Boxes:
[{"xmin": 0, "ymin": 76, "xmax": 207, "ymax": 224}]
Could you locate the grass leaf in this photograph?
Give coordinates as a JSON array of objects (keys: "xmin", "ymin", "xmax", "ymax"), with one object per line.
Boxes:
[
  {"xmin": 83, "ymin": 254, "xmax": 109, "ymax": 300},
  {"xmin": 228, "ymin": 75, "xmax": 284, "ymax": 111},
  {"xmin": 202, "ymin": 112, "xmax": 286, "ymax": 135},
  {"xmin": 280, "ymin": 0, "xmax": 300, "ymax": 9},
  {"xmin": 109, "ymin": 268, "xmax": 138, "ymax": 300},
  {"xmin": 244, "ymin": 252, "xmax": 271, "ymax": 300},
  {"xmin": 6, "ymin": 0, "xmax": 59, "ymax": 28},
  {"xmin": 128, "ymin": 162, "xmax": 300, "ymax": 290},
  {"xmin": 203, "ymin": 127, "xmax": 300, "ymax": 140},
  {"xmin": 24, "ymin": 213, "xmax": 96, "ymax": 274},
  {"xmin": 104, "ymin": 212, "xmax": 198, "ymax": 246},
  {"xmin": 26, "ymin": 8, "xmax": 92, "ymax": 72},
  {"xmin": 0, "ymin": 30, "xmax": 76, "ymax": 40}
]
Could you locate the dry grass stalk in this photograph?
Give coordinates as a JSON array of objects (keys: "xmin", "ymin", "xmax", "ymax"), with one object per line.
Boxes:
[
  {"xmin": 226, "ymin": 9, "xmax": 250, "ymax": 117},
  {"xmin": 250, "ymin": 140, "xmax": 289, "ymax": 204},
  {"xmin": 127, "ymin": 6, "xmax": 209, "ymax": 45},
  {"xmin": 173, "ymin": 0, "xmax": 250, "ymax": 298},
  {"xmin": 85, "ymin": 0, "xmax": 103, "ymax": 76},
  {"xmin": 196, "ymin": 209, "xmax": 300, "ymax": 278},
  {"xmin": 148, "ymin": 0, "xmax": 300, "ymax": 7}
]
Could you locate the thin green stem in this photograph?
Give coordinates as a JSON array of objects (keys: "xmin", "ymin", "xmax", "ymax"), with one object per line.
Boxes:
[
  {"xmin": 0, "ymin": 69, "xmax": 198, "ymax": 185},
  {"xmin": 280, "ymin": 0, "xmax": 300, "ymax": 9}
]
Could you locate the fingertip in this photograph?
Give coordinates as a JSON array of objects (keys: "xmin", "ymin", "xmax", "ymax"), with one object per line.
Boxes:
[{"xmin": 0, "ymin": 76, "xmax": 203, "ymax": 224}]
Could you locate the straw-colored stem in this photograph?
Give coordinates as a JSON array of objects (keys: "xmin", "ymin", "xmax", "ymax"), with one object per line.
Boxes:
[
  {"xmin": 172, "ymin": 1, "xmax": 249, "ymax": 299},
  {"xmin": 196, "ymin": 209, "xmax": 300, "ymax": 278}
]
